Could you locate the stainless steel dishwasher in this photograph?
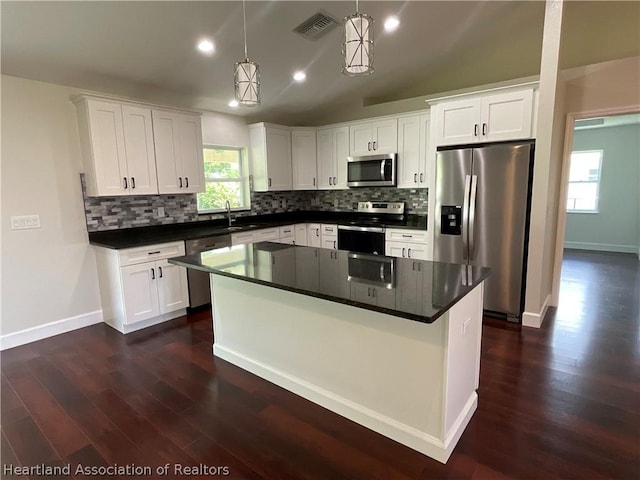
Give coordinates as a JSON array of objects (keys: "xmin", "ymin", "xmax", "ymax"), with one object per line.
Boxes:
[{"xmin": 185, "ymin": 235, "xmax": 231, "ymax": 308}]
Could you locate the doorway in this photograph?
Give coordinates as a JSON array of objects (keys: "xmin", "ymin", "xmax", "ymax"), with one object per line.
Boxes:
[{"xmin": 552, "ymin": 110, "xmax": 640, "ymax": 330}]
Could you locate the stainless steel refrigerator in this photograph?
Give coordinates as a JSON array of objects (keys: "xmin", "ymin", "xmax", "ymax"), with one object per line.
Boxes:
[{"xmin": 433, "ymin": 141, "xmax": 534, "ymax": 321}]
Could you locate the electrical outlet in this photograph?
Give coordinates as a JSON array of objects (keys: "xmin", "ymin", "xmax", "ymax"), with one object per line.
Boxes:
[
  {"xmin": 158, "ymin": 207, "xmax": 165, "ymax": 217},
  {"xmin": 462, "ymin": 317, "xmax": 471, "ymax": 336},
  {"xmin": 281, "ymin": 199, "xmax": 287, "ymax": 209},
  {"xmin": 272, "ymin": 200, "xmax": 279, "ymax": 209},
  {"xmin": 333, "ymin": 199, "xmax": 339, "ymax": 208},
  {"xmin": 10, "ymin": 215, "xmax": 41, "ymax": 230}
]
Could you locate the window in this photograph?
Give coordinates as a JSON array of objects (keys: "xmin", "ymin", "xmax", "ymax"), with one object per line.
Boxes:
[
  {"xmin": 197, "ymin": 146, "xmax": 250, "ymax": 213},
  {"xmin": 566, "ymin": 150, "xmax": 603, "ymax": 213}
]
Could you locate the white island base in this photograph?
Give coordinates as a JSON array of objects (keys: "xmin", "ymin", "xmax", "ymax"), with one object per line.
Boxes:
[{"xmin": 211, "ymin": 275, "xmax": 484, "ymax": 463}]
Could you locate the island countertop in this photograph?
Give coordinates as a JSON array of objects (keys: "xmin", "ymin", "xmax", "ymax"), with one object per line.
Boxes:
[{"xmin": 169, "ymin": 242, "xmax": 490, "ymax": 324}]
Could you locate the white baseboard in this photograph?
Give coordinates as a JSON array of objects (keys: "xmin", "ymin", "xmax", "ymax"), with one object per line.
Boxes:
[
  {"xmin": 104, "ymin": 309, "xmax": 187, "ymax": 334},
  {"xmin": 215, "ymin": 344, "xmax": 472, "ymax": 464},
  {"xmin": 564, "ymin": 241, "xmax": 639, "ymax": 255},
  {"xmin": 522, "ymin": 293, "xmax": 551, "ymax": 329},
  {"xmin": 0, "ymin": 310, "xmax": 103, "ymax": 351}
]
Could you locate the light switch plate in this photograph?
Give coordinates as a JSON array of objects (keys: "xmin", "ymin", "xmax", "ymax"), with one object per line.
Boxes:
[
  {"xmin": 10, "ymin": 215, "xmax": 41, "ymax": 230},
  {"xmin": 158, "ymin": 207, "xmax": 165, "ymax": 217}
]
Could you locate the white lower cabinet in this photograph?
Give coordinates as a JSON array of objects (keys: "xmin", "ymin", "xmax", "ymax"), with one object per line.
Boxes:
[
  {"xmin": 307, "ymin": 224, "xmax": 322, "ymax": 247},
  {"xmin": 321, "ymin": 224, "xmax": 338, "ymax": 250},
  {"xmin": 385, "ymin": 228, "xmax": 430, "ymax": 260},
  {"xmin": 294, "ymin": 224, "xmax": 308, "ymax": 246},
  {"xmin": 350, "ymin": 283, "xmax": 396, "ymax": 309},
  {"xmin": 94, "ymin": 241, "xmax": 188, "ymax": 334}
]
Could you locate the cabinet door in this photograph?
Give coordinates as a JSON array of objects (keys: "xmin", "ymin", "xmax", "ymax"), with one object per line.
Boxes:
[
  {"xmin": 319, "ymin": 250, "xmax": 349, "ymax": 297},
  {"xmin": 307, "ymin": 224, "xmax": 322, "ymax": 247},
  {"xmin": 152, "ymin": 110, "xmax": 182, "ymax": 194},
  {"xmin": 333, "ymin": 126, "xmax": 350, "ymax": 189},
  {"xmin": 395, "ymin": 261, "xmax": 423, "ymax": 314},
  {"xmin": 481, "ymin": 89, "xmax": 533, "ymax": 142},
  {"xmin": 371, "ymin": 118, "xmax": 398, "ymax": 153},
  {"xmin": 406, "ymin": 244, "xmax": 428, "ymax": 260},
  {"xmin": 121, "ymin": 105, "xmax": 158, "ymax": 195},
  {"xmin": 385, "ymin": 241, "xmax": 408, "ymax": 258},
  {"xmin": 349, "ymin": 123, "xmax": 373, "ymax": 156},
  {"xmin": 292, "ymin": 129, "xmax": 317, "ymax": 190},
  {"xmin": 156, "ymin": 260, "xmax": 189, "ymax": 314},
  {"xmin": 265, "ymin": 127, "xmax": 292, "ymax": 191},
  {"xmin": 86, "ymin": 100, "xmax": 129, "ymax": 196},
  {"xmin": 350, "ymin": 283, "xmax": 376, "ymax": 306},
  {"xmin": 434, "ymin": 98, "xmax": 482, "ymax": 146},
  {"xmin": 294, "ymin": 224, "xmax": 308, "ymax": 246},
  {"xmin": 121, "ymin": 263, "xmax": 160, "ymax": 324},
  {"xmin": 316, "ymin": 128, "xmax": 335, "ymax": 189},
  {"xmin": 418, "ymin": 113, "xmax": 431, "ymax": 187},
  {"xmin": 255, "ymin": 228, "xmax": 279, "ymax": 242},
  {"xmin": 397, "ymin": 115, "xmax": 421, "ymax": 188},
  {"xmin": 178, "ymin": 113, "xmax": 205, "ymax": 193},
  {"xmin": 321, "ymin": 237, "xmax": 337, "ymax": 250}
]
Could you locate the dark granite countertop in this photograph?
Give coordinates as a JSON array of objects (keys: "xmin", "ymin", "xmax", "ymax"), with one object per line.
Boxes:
[
  {"xmin": 88, "ymin": 211, "xmax": 427, "ymax": 249},
  {"xmin": 169, "ymin": 242, "xmax": 489, "ymax": 324}
]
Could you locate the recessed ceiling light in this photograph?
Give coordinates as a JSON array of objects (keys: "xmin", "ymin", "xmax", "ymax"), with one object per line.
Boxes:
[
  {"xmin": 197, "ymin": 38, "xmax": 215, "ymax": 54},
  {"xmin": 384, "ymin": 16, "xmax": 400, "ymax": 33},
  {"xmin": 228, "ymin": 99, "xmax": 239, "ymax": 108},
  {"xmin": 293, "ymin": 71, "xmax": 306, "ymax": 82}
]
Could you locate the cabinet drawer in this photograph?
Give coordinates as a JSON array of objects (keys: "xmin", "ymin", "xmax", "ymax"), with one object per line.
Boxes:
[
  {"xmin": 321, "ymin": 224, "xmax": 337, "ymax": 236},
  {"xmin": 279, "ymin": 225, "xmax": 295, "ymax": 238},
  {"xmin": 255, "ymin": 228, "xmax": 280, "ymax": 241},
  {"xmin": 385, "ymin": 229, "xmax": 427, "ymax": 244},
  {"xmin": 118, "ymin": 241, "xmax": 185, "ymax": 267},
  {"xmin": 232, "ymin": 232, "xmax": 255, "ymax": 245}
]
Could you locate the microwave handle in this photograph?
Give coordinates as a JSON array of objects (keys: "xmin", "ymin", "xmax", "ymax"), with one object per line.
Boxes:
[{"xmin": 380, "ymin": 159, "xmax": 386, "ymax": 181}]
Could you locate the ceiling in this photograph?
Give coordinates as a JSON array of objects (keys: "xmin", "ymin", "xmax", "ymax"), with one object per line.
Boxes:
[{"xmin": 2, "ymin": 1, "xmax": 638, "ymax": 125}]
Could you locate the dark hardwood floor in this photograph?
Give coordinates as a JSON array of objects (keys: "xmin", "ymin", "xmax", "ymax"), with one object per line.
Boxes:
[{"xmin": 2, "ymin": 249, "xmax": 639, "ymax": 479}]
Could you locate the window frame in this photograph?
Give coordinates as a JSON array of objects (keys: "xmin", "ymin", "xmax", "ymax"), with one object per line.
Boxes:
[
  {"xmin": 566, "ymin": 149, "xmax": 603, "ymax": 214},
  {"xmin": 197, "ymin": 145, "xmax": 251, "ymax": 214}
]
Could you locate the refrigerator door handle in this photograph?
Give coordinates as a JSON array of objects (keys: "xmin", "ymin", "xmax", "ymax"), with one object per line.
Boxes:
[
  {"xmin": 469, "ymin": 174, "xmax": 478, "ymax": 260},
  {"xmin": 462, "ymin": 174, "xmax": 471, "ymax": 260}
]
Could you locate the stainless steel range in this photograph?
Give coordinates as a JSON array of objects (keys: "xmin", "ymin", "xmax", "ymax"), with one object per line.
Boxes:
[{"xmin": 337, "ymin": 201, "xmax": 405, "ymax": 255}]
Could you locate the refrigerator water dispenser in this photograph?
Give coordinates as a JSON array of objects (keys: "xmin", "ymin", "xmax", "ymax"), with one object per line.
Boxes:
[{"xmin": 440, "ymin": 206, "xmax": 462, "ymax": 235}]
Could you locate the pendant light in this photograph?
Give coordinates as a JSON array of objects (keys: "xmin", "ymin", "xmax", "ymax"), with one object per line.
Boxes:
[
  {"xmin": 342, "ymin": 0, "xmax": 374, "ymax": 76},
  {"xmin": 234, "ymin": 0, "xmax": 260, "ymax": 106}
]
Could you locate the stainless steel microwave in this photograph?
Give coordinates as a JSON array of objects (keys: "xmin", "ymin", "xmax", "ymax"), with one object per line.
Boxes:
[{"xmin": 347, "ymin": 153, "xmax": 397, "ymax": 187}]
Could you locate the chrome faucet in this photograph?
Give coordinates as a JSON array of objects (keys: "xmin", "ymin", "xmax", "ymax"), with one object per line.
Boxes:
[{"xmin": 225, "ymin": 199, "xmax": 234, "ymax": 226}]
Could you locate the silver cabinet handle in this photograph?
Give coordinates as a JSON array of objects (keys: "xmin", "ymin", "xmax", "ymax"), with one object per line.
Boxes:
[
  {"xmin": 131, "ymin": 177, "xmax": 135, "ymax": 189},
  {"xmin": 316, "ymin": 228, "xmax": 319, "ymax": 237},
  {"xmin": 333, "ymin": 176, "xmax": 336, "ymax": 185},
  {"xmin": 373, "ymin": 141, "xmax": 377, "ymax": 150},
  {"xmin": 482, "ymin": 123, "xmax": 487, "ymax": 136},
  {"xmin": 178, "ymin": 177, "xmax": 183, "ymax": 188},
  {"xmin": 333, "ymin": 240, "xmax": 336, "ymax": 249},
  {"xmin": 158, "ymin": 266, "xmax": 163, "ymax": 278},
  {"xmin": 329, "ymin": 176, "xmax": 333, "ymax": 185},
  {"xmin": 414, "ymin": 173, "xmax": 418, "ymax": 183},
  {"xmin": 402, "ymin": 234, "xmax": 412, "ymax": 238},
  {"xmin": 474, "ymin": 124, "xmax": 479, "ymax": 136},
  {"xmin": 402, "ymin": 247, "xmax": 406, "ymax": 257},
  {"xmin": 380, "ymin": 159, "xmax": 386, "ymax": 181},
  {"xmin": 408, "ymin": 248, "xmax": 412, "ymax": 258},
  {"xmin": 151, "ymin": 268, "xmax": 155, "ymax": 280},
  {"xmin": 313, "ymin": 177, "xmax": 316, "ymax": 186},
  {"xmin": 367, "ymin": 141, "xmax": 371, "ymax": 151},
  {"xmin": 268, "ymin": 178, "xmax": 272, "ymax": 187},
  {"xmin": 469, "ymin": 174, "xmax": 478, "ymax": 260},
  {"xmin": 147, "ymin": 251, "xmax": 161, "ymax": 255},
  {"xmin": 123, "ymin": 177, "xmax": 128, "ymax": 189},
  {"xmin": 420, "ymin": 173, "xmax": 424, "ymax": 183},
  {"xmin": 185, "ymin": 177, "xmax": 189, "ymax": 188},
  {"xmin": 372, "ymin": 288, "xmax": 376, "ymax": 298}
]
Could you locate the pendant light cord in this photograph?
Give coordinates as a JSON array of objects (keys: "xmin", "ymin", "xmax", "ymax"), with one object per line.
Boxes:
[
  {"xmin": 242, "ymin": 0, "xmax": 248, "ymax": 60},
  {"xmin": 355, "ymin": 0, "xmax": 359, "ymax": 13}
]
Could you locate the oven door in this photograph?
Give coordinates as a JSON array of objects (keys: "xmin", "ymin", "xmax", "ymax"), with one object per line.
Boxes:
[
  {"xmin": 338, "ymin": 226, "xmax": 385, "ymax": 255},
  {"xmin": 347, "ymin": 154, "xmax": 396, "ymax": 187}
]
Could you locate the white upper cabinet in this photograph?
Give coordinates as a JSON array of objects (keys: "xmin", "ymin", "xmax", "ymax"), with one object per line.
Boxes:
[
  {"xmin": 74, "ymin": 95, "xmax": 204, "ymax": 197},
  {"xmin": 349, "ymin": 118, "xmax": 398, "ymax": 156},
  {"xmin": 75, "ymin": 98, "xmax": 158, "ymax": 196},
  {"xmin": 291, "ymin": 128, "xmax": 317, "ymax": 190},
  {"xmin": 397, "ymin": 113, "xmax": 430, "ymax": 188},
  {"xmin": 121, "ymin": 105, "xmax": 158, "ymax": 195},
  {"xmin": 152, "ymin": 110, "xmax": 205, "ymax": 194},
  {"xmin": 249, "ymin": 123, "xmax": 292, "ymax": 191},
  {"xmin": 317, "ymin": 126, "xmax": 349, "ymax": 189},
  {"xmin": 432, "ymin": 87, "xmax": 534, "ymax": 147}
]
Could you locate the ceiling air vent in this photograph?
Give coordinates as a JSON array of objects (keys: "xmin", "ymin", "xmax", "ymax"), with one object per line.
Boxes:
[{"xmin": 293, "ymin": 11, "xmax": 340, "ymax": 41}]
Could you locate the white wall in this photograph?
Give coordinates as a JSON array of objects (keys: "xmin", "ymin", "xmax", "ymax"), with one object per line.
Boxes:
[
  {"xmin": 1, "ymin": 75, "xmax": 102, "ymax": 336},
  {"xmin": 0, "ymin": 75, "xmax": 249, "ymax": 343},
  {"xmin": 565, "ymin": 124, "xmax": 640, "ymax": 253}
]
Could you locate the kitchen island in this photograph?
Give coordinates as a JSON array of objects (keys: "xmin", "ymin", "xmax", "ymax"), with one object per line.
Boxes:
[{"xmin": 169, "ymin": 243, "xmax": 490, "ymax": 463}]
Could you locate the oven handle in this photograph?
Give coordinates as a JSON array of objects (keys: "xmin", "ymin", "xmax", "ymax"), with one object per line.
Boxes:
[{"xmin": 338, "ymin": 225, "xmax": 385, "ymax": 233}]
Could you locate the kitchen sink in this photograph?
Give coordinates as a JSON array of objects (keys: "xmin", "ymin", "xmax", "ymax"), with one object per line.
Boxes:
[{"xmin": 226, "ymin": 224, "xmax": 259, "ymax": 231}]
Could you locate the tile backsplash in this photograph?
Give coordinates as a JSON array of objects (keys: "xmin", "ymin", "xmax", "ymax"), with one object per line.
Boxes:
[{"xmin": 81, "ymin": 174, "xmax": 428, "ymax": 232}]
